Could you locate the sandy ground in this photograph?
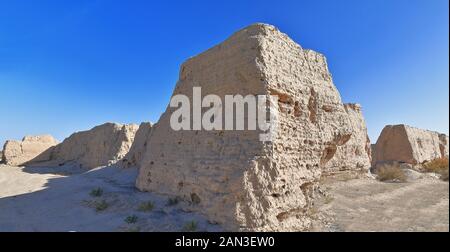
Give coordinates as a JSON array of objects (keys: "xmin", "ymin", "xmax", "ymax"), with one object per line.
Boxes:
[
  {"xmin": 315, "ymin": 174, "xmax": 449, "ymax": 232},
  {"xmin": 0, "ymin": 164, "xmax": 448, "ymax": 232},
  {"xmin": 0, "ymin": 164, "xmax": 222, "ymax": 232}
]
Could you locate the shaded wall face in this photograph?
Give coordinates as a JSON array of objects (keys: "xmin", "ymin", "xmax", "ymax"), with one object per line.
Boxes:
[
  {"xmin": 373, "ymin": 126, "xmax": 415, "ymax": 165},
  {"xmin": 373, "ymin": 125, "xmax": 448, "ymax": 166}
]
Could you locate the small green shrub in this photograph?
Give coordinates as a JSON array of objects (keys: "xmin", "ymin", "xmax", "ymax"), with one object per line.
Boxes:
[
  {"xmin": 166, "ymin": 197, "xmax": 180, "ymax": 206},
  {"xmin": 90, "ymin": 188, "xmax": 103, "ymax": 197},
  {"xmin": 124, "ymin": 215, "xmax": 138, "ymax": 224},
  {"xmin": 95, "ymin": 200, "xmax": 109, "ymax": 212},
  {"xmin": 182, "ymin": 220, "xmax": 198, "ymax": 232},
  {"xmin": 137, "ymin": 201, "xmax": 155, "ymax": 212}
]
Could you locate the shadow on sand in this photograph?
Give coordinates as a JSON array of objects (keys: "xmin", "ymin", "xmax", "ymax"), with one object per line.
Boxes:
[{"xmin": 0, "ymin": 164, "xmax": 221, "ymax": 232}]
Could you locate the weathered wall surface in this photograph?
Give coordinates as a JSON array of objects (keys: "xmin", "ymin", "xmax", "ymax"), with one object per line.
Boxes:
[
  {"xmin": 438, "ymin": 133, "xmax": 449, "ymax": 158},
  {"xmin": 136, "ymin": 23, "xmax": 352, "ymax": 231},
  {"xmin": 2, "ymin": 135, "xmax": 58, "ymax": 166},
  {"xmin": 372, "ymin": 124, "xmax": 449, "ymax": 166},
  {"xmin": 121, "ymin": 122, "xmax": 152, "ymax": 168},
  {"xmin": 323, "ymin": 103, "xmax": 371, "ymax": 175},
  {"xmin": 40, "ymin": 123, "xmax": 139, "ymax": 169}
]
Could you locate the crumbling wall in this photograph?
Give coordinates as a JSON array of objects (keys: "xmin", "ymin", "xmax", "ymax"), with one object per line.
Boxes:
[
  {"xmin": 136, "ymin": 23, "xmax": 352, "ymax": 231},
  {"xmin": 323, "ymin": 103, "xmax": 371, "ymax": 175},
  {"xmin": 121, "ymin": 122, "xmax": 153, "ymax": 168},
  {"xmin": 41, "ymin": 123, "xmax": 139, "ymax": 169},
  {"xmin": 372, "ymin": 124, "xmax": 449, "ymax": 166},
  {"xmin": 2, "ymin": 135, "xmax": 58, "ymax": 166}
]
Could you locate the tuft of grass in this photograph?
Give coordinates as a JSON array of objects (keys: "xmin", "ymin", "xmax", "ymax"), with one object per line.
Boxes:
[
  {"xmin": 376, "ymin": 163, "xmax": 407, "ymax": 183},
  {"xmin": 124, "ymin": 215, "xmax": 138, "ymax": 224},
  {"xmin": 90, "ymin": 188, "xmax": 103, "ymax": 197},
  {"xmin": 137, "ymin": 201, "xmax": 155, "ymax": 212},
  {"xmin": 423, "ymin": 157, "xmax": 449, "ymax": 172},
  {"xmin": 423, "ymin": 157, "xmax": 449, "ymax": 181},
  {"xmin": 182, "ymin": 220, "xmax": 198, "ymax": 232},
  {"xmin": 94, "ymin": 200, "xmax": 109, "ymax": 212},
  {"xmin": 166, "ymin": 197, "xmax": 180, "ymax": 206}
]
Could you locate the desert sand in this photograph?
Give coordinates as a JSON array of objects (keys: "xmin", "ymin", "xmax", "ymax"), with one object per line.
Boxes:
[
  {"xmin": 1, "ymin": 163, "xmax": 447, "ymax": 232},
  {"xmin": 0, "ymin": 164, "xmax": 221, "ymax": 232},
  {"xmin": 315, "ymin": 175, "xmax": 449, "ymax": 232}
]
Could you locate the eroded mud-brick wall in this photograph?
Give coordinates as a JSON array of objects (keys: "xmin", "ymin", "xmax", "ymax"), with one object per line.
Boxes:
[{"xmin": 136, "ymin": 23, "xmax": 352, "ymax": 231}]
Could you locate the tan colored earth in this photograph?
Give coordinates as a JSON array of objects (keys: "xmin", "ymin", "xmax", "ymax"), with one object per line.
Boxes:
[
  {"xmin": 314, "ymin": 175, "xmax": 449, "ymax": 232},
  {"xmin": 121, "ymin": 122, "xmax": 153, "ymax": 169},
  {"xmin": 1, "ymin": 163, "xmax": 447, "ymax": 232},
  {"xmin": 0, "ymin": 164, "xmax": 222, "ymax": 232}
]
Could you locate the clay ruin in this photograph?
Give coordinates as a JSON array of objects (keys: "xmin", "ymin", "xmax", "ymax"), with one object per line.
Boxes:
[
  {"xmin": 135, "ymin": 23, "xmax": 356, "ymax": 231},
  {"xmin": 323, "ymin": 103, "xmax": 371, "ymax": 175},
  {"xmin": 35, "ymin": 123, "xmax": 139, "ymax": 169},
  {"xmin": 372, "ymin": 124, "xmax": 449, "ymax": 166},
  {"xmin": 1, "ymin": 135, "xmax": 58, "ymax": 166},
  {"xmin": 121, "ymin": 122, "xmax": 153, "ymax": 168}
]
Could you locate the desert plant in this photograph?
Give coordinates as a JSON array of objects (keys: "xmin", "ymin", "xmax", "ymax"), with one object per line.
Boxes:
[
  {"xmin": 90, "ymin": 188, "xmax": 103, "ymax": 197},
  {"xmin": 166, "ymin": 197, "xmax": 180, "ymax": 206},
  {"xmin": 137, "ymin": 201, "xmax": 155, "ymax": 212},
  {"xmin": 376, "ymin": 163, "xmax": 407, "ymax": 183},
  {"xmin": 423, "ymin": 157, "xmax": 449, "ymax": 181},
  {"xmin": 182, "ymin": 220, "xmax": 198, "ymax": 232},
  {"xmin": 423, "ymin": 157, "xmax": 449, "ymax": 171},
  {"xmin": 124, "ymin": 215, "xmax": 138, "ymax": 224},
  {"xmin": 94, "ymin": 200, "xmax": 109, "ymax": 212}
]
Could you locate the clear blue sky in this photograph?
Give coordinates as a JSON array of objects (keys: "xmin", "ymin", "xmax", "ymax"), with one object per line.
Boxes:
[{"xmin": 0, "ymin": 0, "xmax": 448, "ymax": 145}]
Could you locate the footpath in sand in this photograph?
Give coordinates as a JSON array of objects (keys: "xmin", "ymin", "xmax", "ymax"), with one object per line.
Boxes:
[{"xmin": 316, "ymin": 176, "xmax": 449, "ymax": 232}]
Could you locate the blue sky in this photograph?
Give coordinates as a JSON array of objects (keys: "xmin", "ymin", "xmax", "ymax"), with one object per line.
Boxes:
[{"xmin": 0, "ymin": 0, "xmax": 448, "ymax": 145}]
